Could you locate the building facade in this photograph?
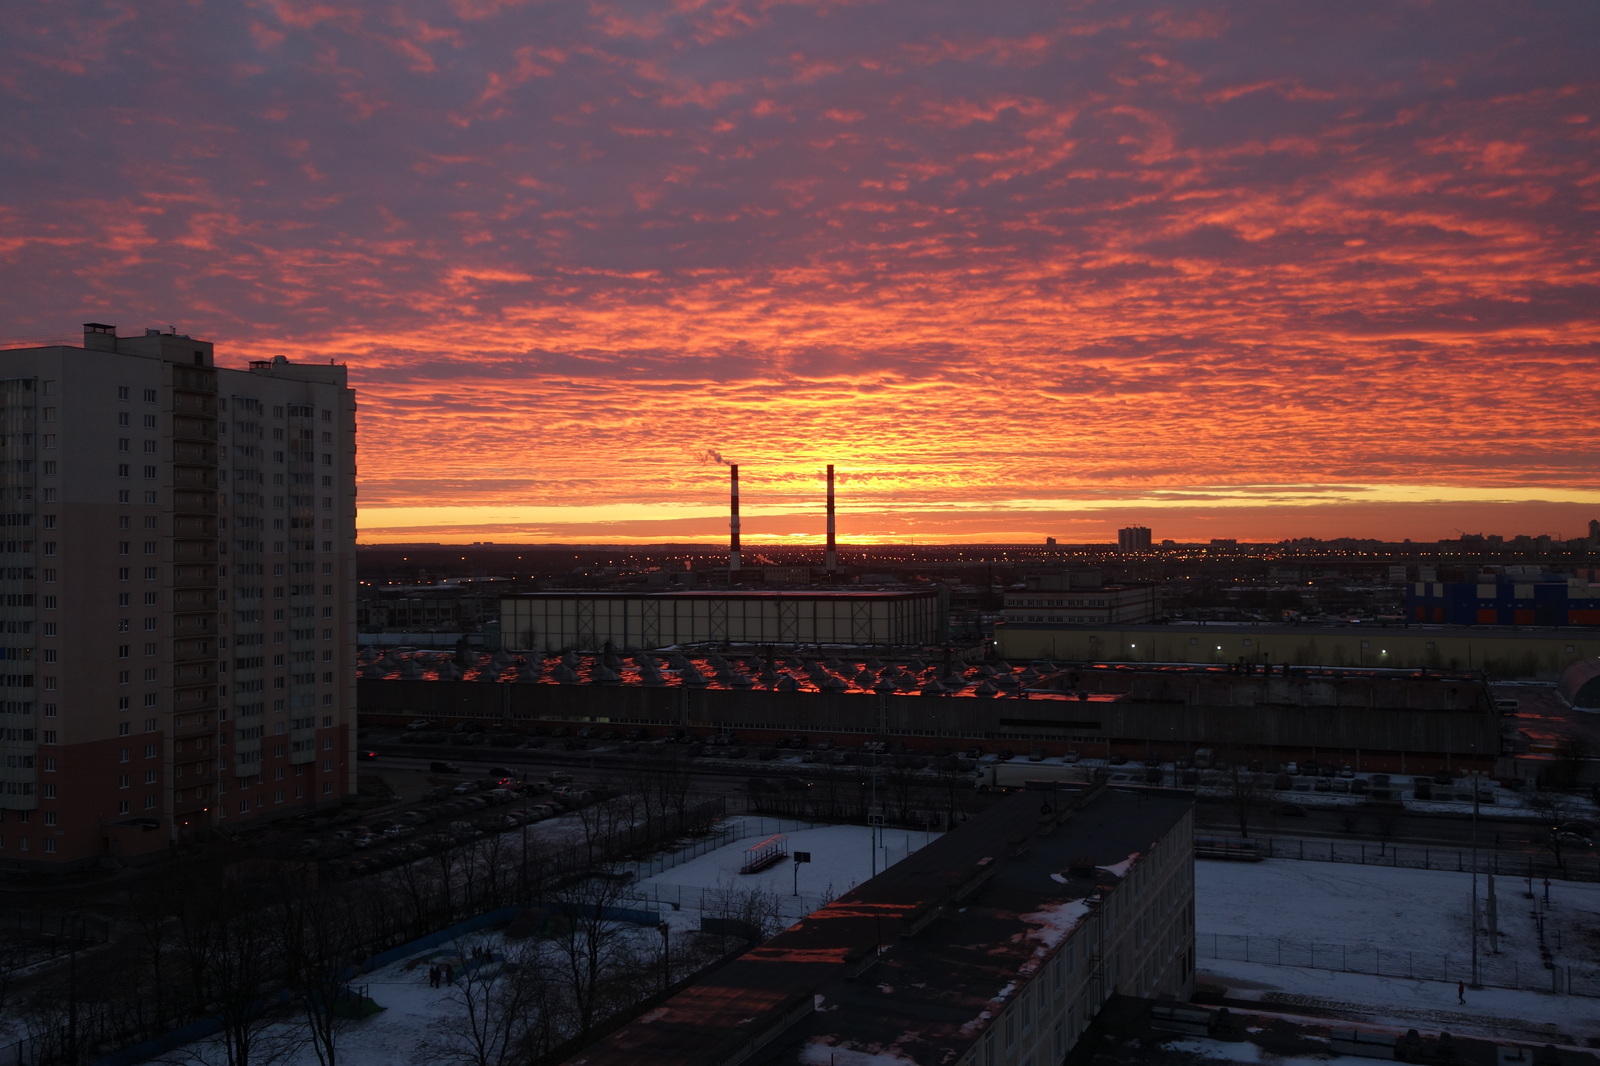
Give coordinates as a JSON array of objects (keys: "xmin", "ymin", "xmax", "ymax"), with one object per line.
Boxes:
[
  {"xmin": 1405, "ymin": 575, "xmax": 1600, "ymax": 627},
  {"xmin": 995, "ymin": 621, "xmax": 1600, "ymax": 681},
  {"xmin": 1002, "ymin": 582, "xmax": 1157, "ymax": 627},
  {"xmin": 501, "ymin": 589, "xmax": 945, "ymax": 652},
  {"xmin": 0, "ymin": 324, "xmax": 356, "ymax": 869},
  {"xmin": 1117, "ymin": 525, "xmax": 1152, "ymax": 551}
]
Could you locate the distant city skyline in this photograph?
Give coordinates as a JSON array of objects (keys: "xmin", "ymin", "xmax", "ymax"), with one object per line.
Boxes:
[{"xmin": 3, "ymin": 2, "xmax": 1597, "ymax": 546}]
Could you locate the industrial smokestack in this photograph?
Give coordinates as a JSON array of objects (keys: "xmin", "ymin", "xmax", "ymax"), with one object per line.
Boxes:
[
  {"xmin": 824, "ymin": 464, "xmax": 837, "ymax": 575},
  {"xmin": 729, "ymin": 464, "xmax": 741, "ymax": 574}
]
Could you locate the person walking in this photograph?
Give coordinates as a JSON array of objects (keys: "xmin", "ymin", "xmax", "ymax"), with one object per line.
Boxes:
[
  {"xmin": 445, "ymin": 963, "xmax": 454, "ymax": 986},
  {"xmin": 1457, "ymin": 980, "xmax": 1465, "ymax": 1005}
]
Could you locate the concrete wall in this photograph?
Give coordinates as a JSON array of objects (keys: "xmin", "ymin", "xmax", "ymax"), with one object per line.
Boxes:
[
  {"xmin": 997, "ymin": 624, "xmax": 1600, "ymax": 681},
  {"xmin": 359, "ymin": 678, "xmax": 1502, "ymax": 761}
]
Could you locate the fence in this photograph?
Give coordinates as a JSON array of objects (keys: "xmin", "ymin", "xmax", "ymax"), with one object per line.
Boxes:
[
  {"xmin": 1197, "ymin": 933, "xmax": 1598, "ymax": 997},
  {"xmin": 1238, "ymin": 835, "xmax": 1600, "ymax": 884}
]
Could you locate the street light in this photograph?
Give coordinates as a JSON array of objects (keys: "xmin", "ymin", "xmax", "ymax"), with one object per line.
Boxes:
[{"xmin": 1469, "ymin": 767, "xmax": 1481, "ymax": 988}]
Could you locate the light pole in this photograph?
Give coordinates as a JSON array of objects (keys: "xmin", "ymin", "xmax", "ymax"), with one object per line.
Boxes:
[
  {"xmin": 1470, "ymin": 768, "xmax": 1480, "ymax": 988},
  {"xmin": 657, "ymin": 923, "xmax": 671, "ymax": 993}
]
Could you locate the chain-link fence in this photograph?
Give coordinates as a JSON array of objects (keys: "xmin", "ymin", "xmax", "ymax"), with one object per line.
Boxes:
[
  {"xmin": 1236, "ymin": 835, "xmax": 1599, "ymax": 884},
  {"xmin": 1196, "ymin": 932, "xmax": 1594, "ymax": 996}
]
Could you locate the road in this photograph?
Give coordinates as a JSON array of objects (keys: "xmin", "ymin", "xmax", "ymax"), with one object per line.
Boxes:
[{"xmin": 367, "ymin": 741, "xmax": 1593, "ymax": 862}]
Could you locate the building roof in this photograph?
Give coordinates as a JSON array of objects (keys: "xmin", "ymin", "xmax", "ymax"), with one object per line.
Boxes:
[{"xmin": 564, "ymin": 786, "xmax": 1193, "ymax": 1066}]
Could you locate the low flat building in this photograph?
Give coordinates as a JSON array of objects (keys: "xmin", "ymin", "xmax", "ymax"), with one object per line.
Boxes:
[
  {"xmin": 1002, "ymin": 583, "xmax": 1157, "ymax": 627},
  {"xmin": 561, "ymin": 785, "xmax": 1195, "ymax": 1066},
  {"xmin": 1407, "ymin": 574, "xmax": 1600, "ymax": 626},
  {"xmin": 996, "ymin": 621, "xmax": 1600, "ymax": 681},
  {"xmin": 501, "ymin": 589, "xmax": 945, "ymax": 653}
]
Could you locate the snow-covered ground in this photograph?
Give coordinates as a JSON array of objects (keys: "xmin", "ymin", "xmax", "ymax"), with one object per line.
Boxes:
[
  {"xmin": 632, "ymin": 817, "xmax": 939, "ymax": 930},
  {"xmin": 139, "ymin": 819, "xmax": 931, "ymax": 1066},
  {"xmin": 124, "ymin": 822, "xmax": 1600, "ymax": 1065},
  {"xmin": 1196, "ymin": 858, "xmax": 1600, "ymax": 1042}
]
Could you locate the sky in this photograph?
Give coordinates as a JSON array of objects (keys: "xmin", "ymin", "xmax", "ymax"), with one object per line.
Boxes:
[{"xmin": 2, "ymin": 0, "xmax": 1597, "ymax": 546}]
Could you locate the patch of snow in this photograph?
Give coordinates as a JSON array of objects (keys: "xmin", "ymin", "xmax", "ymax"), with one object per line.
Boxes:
[
  {"xmin": 799, "ymin": 1037, "xmax": 924, "ymax": 1066},
  {"xmin": 1098, "ymin": 852, "xmax": 1140, "ymax": 878}
]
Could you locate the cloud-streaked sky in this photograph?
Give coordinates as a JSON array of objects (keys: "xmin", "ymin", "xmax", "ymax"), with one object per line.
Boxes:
[{"xmin": 3, "ymin": 1, "xmax": 1597, "ymax": 544}]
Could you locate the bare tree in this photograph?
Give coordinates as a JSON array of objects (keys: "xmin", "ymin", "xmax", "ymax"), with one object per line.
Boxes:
[
  {"xmin": 1219, "ymin": 759, "xmax": 1272, "ymax": 839},
  {"xmin": 437, "ymin": 936, "xmax": 543, "ymax": 1066},
  {"xmin": 275, "ymin": 876, "xmax": 365, "ymax": 1066},
  {"xmin": 543, "ymin": 872, "xmax": 646, "ymax": 1036},
  {"xmin": 1369, "ymin": 803, "xmax": 1399, "ymax": 856},
  {"xmin": 167, "ymin": 886, "xmax": 294, "ymax": 1066},
  {"xmin": 1528, "ymin": 790, "xmax": 1580, "ymax": 870},
  {"xmin": 700, "ymin": 882, "xmax": 786, "ymax": 941}
]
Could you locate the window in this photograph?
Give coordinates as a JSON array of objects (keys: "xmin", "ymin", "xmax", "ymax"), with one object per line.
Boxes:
[
  {"xmin": 144, "ymin": 744, "xmax": 156, "ymax": 758},
  {"xmin": 144, "ymin": 592, "xmax": 157, "ymax": 606},
  {"xmin": 42, "ymin": 784, "xmax": 55, "ymax": 798},
  {"xmin": 118, "ymin": 437, "xmax": 131, "ymax": 452},
  {"xmin": 117, "ymin": 464, "xmax": 130, "ymax": 477},
  {"xmin": 144, "ymin": 795, "xmax": 157, "ymax": 809},
  {"xmin": 143, "ymin": 440, "xmax": 156, "ymax": 454},
  {"xmin": 144, "ymin": 414, "xmax": 156, "ymax": 429},
  {"xmin": 118, "ymin": 593, "xmax": 130, "ymax": 607},
  {"xmin": 118, "ymin": 567, "xmax": 130, "ymax": 580},
  {"xmin": 118, "ymin": 386, "xmax": 131, "ymax": 400},
  {"xmin": 42, "ymin": 730, "xmax": 56, "ymax": 744},
  {"xmin": 143, "ymin": 465, "xmax": 157, "ymax": 479},
  {"xmin": 118, "ymin": 490, "xmax": 130, "ymax": 503},
  {"xmin": 118, "ymin": 750, "xmax": 129, "ymax": 764},
  {"xmin": 144, "ymin": 567, "xmax": 157, "ymax": 580},
  {"xmin": 144, "ymin": 388, "xmax": 157, "ymax": 402},
  {"xmin": 43, "ymin": 811, "xmax": 57, "ymax": 826},
  {"xmin": 144, "ymin": 491, "xmax": 157, "ymax": 504},
  {"xmin": 118, "ymin": 722, "xmax": 130, "ymax": 736}
]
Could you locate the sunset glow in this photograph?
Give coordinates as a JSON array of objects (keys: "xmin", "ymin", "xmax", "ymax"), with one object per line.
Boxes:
[{"xmin": 3, "ymin": 1, "xmax": 1596, "ymax": 544}]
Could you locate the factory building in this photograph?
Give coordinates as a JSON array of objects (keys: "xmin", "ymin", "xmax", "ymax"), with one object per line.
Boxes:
[
  {"xmin": 359, "ymin": 652, "xmax": 1503, "ymax": 774},
  {"xmin": 559, "ymin": 785, "xmax": 1195, "ymax": 1066},
  {"xmin": 995, "ymin": 621, "xmax": 1600, "ymax": 681},
  {"xmin": 0, "ymin": 324, "xmax": 357, "ymax": 870},
  {"xmin": 500, "ymin": 589, "xmax": 945, "ymax": 653},
  {"xmin": 1002, "ymin": 574, "xmax": 1157, "ymax": 627},
  {"xmin": 1406, "ymin": 573, "xmax": 1600, "ymax": 626}
]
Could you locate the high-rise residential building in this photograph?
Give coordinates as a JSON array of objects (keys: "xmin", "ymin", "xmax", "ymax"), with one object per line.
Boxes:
[
  {"xmin": 1117, "ymin": 525, "xmax": 1152, "ymax": 551},
  {"xmin": 0, "ymin": 324, "xmax": 356, "ymax": 870}
]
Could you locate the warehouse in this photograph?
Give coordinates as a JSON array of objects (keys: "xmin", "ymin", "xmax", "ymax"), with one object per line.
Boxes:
[{"xmin": 500, "ymin": 589, "xmax": 945, "ymax": 652}]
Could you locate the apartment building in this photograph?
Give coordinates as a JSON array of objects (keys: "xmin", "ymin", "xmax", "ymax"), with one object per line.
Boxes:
[{"xmin": 0, "ymin": 324, "xmax": 356, "ymax": 870}]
